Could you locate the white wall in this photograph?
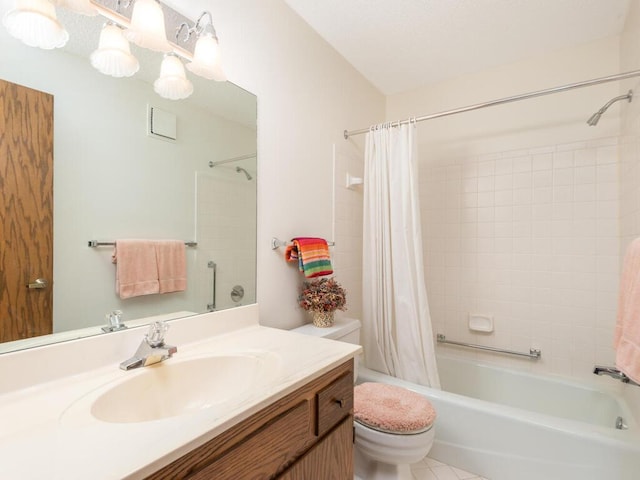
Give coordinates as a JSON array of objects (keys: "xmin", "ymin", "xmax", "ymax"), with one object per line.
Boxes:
[
  {"xmin": 387, "ymin": 37, "xmax": 624, "ymax": 381},
  {"xmin": 169, "ymin": 0, "xmax": 384, "ymax": 329}
]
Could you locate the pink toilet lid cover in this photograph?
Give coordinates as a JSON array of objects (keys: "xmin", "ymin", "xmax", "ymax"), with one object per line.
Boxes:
[{"xmin": 354, "ymin": 382, "xmax": 436, "ymax": 434}]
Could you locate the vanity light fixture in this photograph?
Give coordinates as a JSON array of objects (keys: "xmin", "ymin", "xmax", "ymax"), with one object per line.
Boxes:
[
  {"xmin": 90, "ymin": 22, "xmax": 139, "ymax": 77},
  {"xmin": 2, "ymin": 0, "xmax": 69, "ymax": 49},
  {"xmin": 124, "ymin": 0, "xmax": 171, "ymax": 53},
  {"xmin": 179, "ymin": 11, "xmax": 227, "ymax": 82},
  {"xmin": 154, "ymin": 52, "xmax": 193, "ymax": 100},
  {"xmin": 2, "ymin": 0, "xmax": 227, "ymax": 99},
  {"xmin": 53, "ymin": 0, "xmax": 97, "ymax": 16}
]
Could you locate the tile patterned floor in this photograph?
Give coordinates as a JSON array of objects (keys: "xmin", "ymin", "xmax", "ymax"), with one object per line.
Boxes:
[{"xmin": 410, "ymin": 456, "xmax": 489, "ymax": 480}]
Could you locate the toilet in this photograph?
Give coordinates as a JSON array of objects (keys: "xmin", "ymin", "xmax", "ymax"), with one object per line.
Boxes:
[{"xmin": 291, "ymin": 318, "xmax": 436, "ymax": 480}]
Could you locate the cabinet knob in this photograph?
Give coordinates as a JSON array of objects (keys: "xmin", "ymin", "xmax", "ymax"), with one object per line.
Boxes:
[{"xmin": 334, "ymin": 398, "xmax": 345, "ymax": 408}]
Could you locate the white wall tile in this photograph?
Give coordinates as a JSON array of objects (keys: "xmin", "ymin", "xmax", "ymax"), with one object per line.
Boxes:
[
  {"xmin": 553, "ymin": 167, "xmax": 574, "ymax": 186},
  {"xmin": 553, "ymin": 151, "xmax": 574, "ymax": 169},
  {"xmin": 422, "ymin": 138, "xmax": 620, "ymax": 379},
  {"xmin": 533, "ymin": 170, "xmax": 553, "ymax": 188},
  {"xmin": 574, "ymin": 166, "xmax": 596, "ymax": 184},
  {"xmin": 512, "ymin": 156, "xmax": 532, "ymax": 173}
]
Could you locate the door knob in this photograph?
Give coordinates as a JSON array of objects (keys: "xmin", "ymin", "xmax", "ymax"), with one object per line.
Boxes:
[{"xmin": 27, "ymin": 278, "xmax": 48, "ymax": 289}]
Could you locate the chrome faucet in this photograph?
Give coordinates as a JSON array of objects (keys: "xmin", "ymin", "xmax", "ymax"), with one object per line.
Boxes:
[
  {"xmin": 102, "ymin": 310, "xmax": 127, "ymax": 333},
  {"xmin": 120, "ymin": 321, "xmax": 177, "ymax": 370},
  {"xmin": 593, "ymin": 365, "xmax": 639, "ymax": 386}
]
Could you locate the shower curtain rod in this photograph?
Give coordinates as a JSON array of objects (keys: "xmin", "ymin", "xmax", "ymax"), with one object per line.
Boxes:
[
  {"xmin": 209, "ymin": 153, "xmax": 257, "ymax": 168},
  {"xmin": 343, "ymin": 69, "xmax": 640, "ymax": 139}
]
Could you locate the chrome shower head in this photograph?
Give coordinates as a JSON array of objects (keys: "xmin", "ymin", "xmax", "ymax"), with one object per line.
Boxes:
[
  {"xmin": 587, "ymin": 89, "xmax": 633, "ymax": 126},
  {"xmin": 587, "ymin": 111, "xmax": 602, "ymax": 126},
  {"xmin": 236, "ymin": 166, "xmax": 252, "ymax": 180}
]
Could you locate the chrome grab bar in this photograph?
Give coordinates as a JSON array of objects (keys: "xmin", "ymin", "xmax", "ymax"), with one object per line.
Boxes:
[
  {"xmin": 207, "ymin": 260, "xmax": 216, "ymax": 312},
  {"xmin": 436, "ymin": 334, "xmax": 541, "ymax": 360}
]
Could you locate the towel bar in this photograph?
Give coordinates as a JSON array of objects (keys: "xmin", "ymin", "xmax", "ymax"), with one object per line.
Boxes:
[
  {"xmin": 271, "ymin": 237, "xmax": 335, "ymax": 250},
  {"xmin": 88, "ymin": 240, "xmax": 198, "ymax": 247},
  {"xmin": 436, "ymin": 334, "xmax": 541, "ymax": 360}
]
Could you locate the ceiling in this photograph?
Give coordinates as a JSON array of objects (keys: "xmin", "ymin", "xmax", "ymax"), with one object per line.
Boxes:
[{"xmin": 285, "ymin": 0, "xmax": 632, "ymax": 95}]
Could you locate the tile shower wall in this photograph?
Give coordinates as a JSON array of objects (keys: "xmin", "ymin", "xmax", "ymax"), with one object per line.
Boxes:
[
  {"xmin": 196, "ymin": 171, "xmax": 257, "ymax": 312},
  {"xmin": 333, "ymin": 142, "xmax": 365, "ymax": 322},
  {"xmin": 422, "ymin": 138, "xmax": 620, "ymax": 379}
]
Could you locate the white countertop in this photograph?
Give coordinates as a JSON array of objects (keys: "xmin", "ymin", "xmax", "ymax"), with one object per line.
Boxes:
[{"xmin": 0, "ymin": 305, "xmax": 360, "ymax": 479}]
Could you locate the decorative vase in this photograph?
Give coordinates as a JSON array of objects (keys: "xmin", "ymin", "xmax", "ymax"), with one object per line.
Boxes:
[{"xmin": 311, "ymin": 310, "xmax": 335, "ymax": 328}]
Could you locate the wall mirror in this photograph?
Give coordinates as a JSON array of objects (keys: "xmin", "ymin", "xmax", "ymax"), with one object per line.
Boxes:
[{"xmin": 0, "ymin": 4, "xmax": 257, "ymax": 354}]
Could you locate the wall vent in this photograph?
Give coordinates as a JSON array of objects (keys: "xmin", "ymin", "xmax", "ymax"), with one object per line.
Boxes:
[{"xmin": 148, "ymin": 105, "xmax": 177, "ymax": 141}]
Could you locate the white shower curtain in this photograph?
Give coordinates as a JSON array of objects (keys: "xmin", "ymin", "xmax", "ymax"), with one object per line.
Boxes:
[{"xmin": 362, "ymin": 122, "xmax": 440, "ymax": 388}]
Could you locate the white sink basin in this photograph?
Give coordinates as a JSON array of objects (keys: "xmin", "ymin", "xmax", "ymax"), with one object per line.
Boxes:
[{"xmin": 67, "ymin": 352, "xmax": 281, "ymax": 424}]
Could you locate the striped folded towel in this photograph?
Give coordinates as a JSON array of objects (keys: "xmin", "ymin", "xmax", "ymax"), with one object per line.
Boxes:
[{"xmin": 285, "ymin": 237, "xmax": 333, "ymax": 278}]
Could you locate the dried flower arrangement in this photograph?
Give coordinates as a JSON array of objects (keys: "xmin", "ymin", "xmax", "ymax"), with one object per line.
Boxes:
[{"xmin": 298, "ymin": 277, "xmax": 347, "ymax": 313}]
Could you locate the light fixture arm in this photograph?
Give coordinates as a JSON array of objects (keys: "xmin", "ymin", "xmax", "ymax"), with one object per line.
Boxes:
[
  {"xmin": 175, "ymin": 22, "xmax": 190, "ymax": 42},
  {"xmin": 175, "ymin": 11, "xmax": 218, "ymax": 44},
  {"xmin": 115, "ymin": 0, "xmax": 133, "ymax": 12},
  {"xmin": 195, "ymin": 11, "xmax": 217, "ymax": 39}
]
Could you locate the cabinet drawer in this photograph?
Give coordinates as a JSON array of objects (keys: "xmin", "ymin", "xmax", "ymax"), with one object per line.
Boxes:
[{"xmin": 316, "ymin": 370, "xmax": 353, "ymax": 437}]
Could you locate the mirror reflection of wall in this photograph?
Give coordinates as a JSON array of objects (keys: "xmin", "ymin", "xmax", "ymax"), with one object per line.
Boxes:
[{"xmin": 0, "ymin": 8, "xmax": 257, "ymax": 353}]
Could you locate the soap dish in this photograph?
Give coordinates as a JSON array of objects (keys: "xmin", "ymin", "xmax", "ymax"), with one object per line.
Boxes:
[{"xmin": 468, "ymin": 314, "xmax": 494, "ymax": 333}]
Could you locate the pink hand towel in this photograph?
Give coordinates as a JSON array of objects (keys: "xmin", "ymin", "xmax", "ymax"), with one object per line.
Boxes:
[
  {"xmin": 155, "ymin": 240, "xmax": 187, "ymax": 294},
  {"xmin": 112, "ymin": 240, "xmax": 159, "ymax": 299},
  {"xmin": 614, "ymin": 238, "xmax": 640, "ymax": 384}
]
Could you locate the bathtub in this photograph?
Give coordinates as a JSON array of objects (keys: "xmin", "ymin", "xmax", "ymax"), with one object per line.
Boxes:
[{"xmin": 357, "ymin": 355, "xmax": 640, "ymax": 480}]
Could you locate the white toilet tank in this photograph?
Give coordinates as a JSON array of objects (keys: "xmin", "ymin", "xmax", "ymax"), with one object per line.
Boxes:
[
  {"xmin": 290, "ymin": 317, "xmax": 361, "ymax": 344},
  {"xmin": 291, "ymin": 318, "xmax": 362, "ymax": 380}
]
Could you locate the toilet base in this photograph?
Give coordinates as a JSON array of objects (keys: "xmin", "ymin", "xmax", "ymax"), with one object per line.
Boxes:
[{"xmin": 354, "ymin": 447, "xmax": 413, "ymax": 480}]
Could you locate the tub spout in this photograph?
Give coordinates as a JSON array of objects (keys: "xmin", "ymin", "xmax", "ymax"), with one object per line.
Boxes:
[{"xmin": 593, "ymin": 365, "xmax": 640, "ymax": 386}]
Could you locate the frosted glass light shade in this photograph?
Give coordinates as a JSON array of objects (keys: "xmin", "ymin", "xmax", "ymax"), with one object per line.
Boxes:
[
  {"xmin": 3, "ymin": 0, "xmax": 69, "ymax": 49},
  {"xmin": 90, "ymin": 23, "xmax": 139, "ymax": 77},
  {"xmin": 154, "ymin": 54, "xmax": 193, "ymax": 100},
  {"xmin": 186, "ymin": 31, "xmax": 226, "ymax": 81},
  {"xmin": 53, "ymin": 0, "xmax": 98, "ymax": 16},
  {"xmin": 124, "ymin": 0, "xmax": 171, "ymax": 53}
]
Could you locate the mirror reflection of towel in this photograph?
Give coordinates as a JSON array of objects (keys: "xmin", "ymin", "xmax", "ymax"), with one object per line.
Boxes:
[
  {"xmin": 112, "ymin": 240, "xmax": 160, "ymax": 299},
  {"xmin": 156, "ymin": 240, "xmax": 187, "ymax": 294},
  {"xmin": 112, "ymin": 239, "xmax": 187, "ymax": 299},
  {"xmin": 285, "ymin": 237, "xmax": 333, "ymax": 278}
]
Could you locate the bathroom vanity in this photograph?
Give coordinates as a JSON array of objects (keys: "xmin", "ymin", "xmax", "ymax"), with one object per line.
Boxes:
[
  {"xmin": 148, "ymin": 359, "xmax": 354, "ymax": 479},
  {"xmin": 0, "ymin": 305, "xmax": 360, "ymax": 479}
]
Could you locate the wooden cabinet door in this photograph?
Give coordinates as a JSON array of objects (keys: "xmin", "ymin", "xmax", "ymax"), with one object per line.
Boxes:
[
  {"xmin": 278, "ymin": 416, "xmax": 354, "ymax": 480},
  {"xmin": 0, "ymin": 79, "xmax": 54, "ymax": 342}
]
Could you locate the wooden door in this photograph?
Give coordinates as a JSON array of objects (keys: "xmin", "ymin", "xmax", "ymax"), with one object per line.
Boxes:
[{"xmin": 0, "ymin": 79, "xmax": 54, "ymax": 342}]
